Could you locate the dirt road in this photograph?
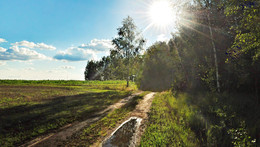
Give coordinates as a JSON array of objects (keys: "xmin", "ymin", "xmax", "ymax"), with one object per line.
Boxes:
[
  {"xmin": 22, "ymin": 91, "xmax": 143, "ymax": 147},
  {"xmin": 99, "ymin": 92, "xmax": 156, "ymax": 147}
]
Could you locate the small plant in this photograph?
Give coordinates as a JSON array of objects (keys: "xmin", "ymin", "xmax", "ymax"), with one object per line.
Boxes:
[{"xmin": 228, "ymin": 121, "xmax": 256, "ymax": 147}]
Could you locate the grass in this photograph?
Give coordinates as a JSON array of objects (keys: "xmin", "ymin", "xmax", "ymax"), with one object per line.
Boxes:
[
  {"xmin": 140, "ymin": 91, "xmax": 258, "ymax": 147},
  {"xmin": 65, "ymin": 92, "xmax": 150, "ymax": 146},
  {"xmin": 0, "ymin": 80, "xmax": 136, "ymax": 146},
  {"xmin": 0, "ymin": 80, "xmax": 133, "ymax": 85},
  {"xmin": 140, "ymin": 91, "xmax": 199, "ymax": 146}
]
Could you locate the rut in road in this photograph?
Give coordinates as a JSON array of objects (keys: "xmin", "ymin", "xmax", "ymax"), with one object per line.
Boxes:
[{"xmin": 22, "ymin": 91, "xmax": 143, "ymax": 147}]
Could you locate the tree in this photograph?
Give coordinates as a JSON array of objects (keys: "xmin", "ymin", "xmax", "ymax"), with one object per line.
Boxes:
[
  {"xmin": 84, "ymin": 57, "xmax": 110, "ymax": 81},
  {"xmin": 112, "ymin": 16, "xmax": 145, "ymax": 87},
  {"xmin": 195, "ymin": 0, "xmax": 221, "ymax": 92},
  {"xmin": 223, "ymin": 0, "xmax": 259, "ymax": 61},
  {"xmin": 84, "ymin": 60, "xmax": 98, "ymax": 80},
  {"xmin": 223, "ymin": 0, "xmax": 260, "ymax": 103},
  {"xmin": 139, "ymin": 42, "xmax": 174, "ymax": 91}
]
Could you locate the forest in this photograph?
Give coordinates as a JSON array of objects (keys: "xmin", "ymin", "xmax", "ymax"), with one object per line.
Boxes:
[{"xmin": 84, "ymin": 0, "xmax": 259, "ymax": 146}]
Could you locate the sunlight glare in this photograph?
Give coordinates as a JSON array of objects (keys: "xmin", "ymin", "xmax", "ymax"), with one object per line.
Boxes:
[{"xmin": 149, "ymin": 0, "xmax": 176, "ymax": 27}]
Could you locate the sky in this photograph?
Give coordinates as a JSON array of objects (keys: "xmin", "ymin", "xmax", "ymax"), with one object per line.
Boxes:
[{"xmin": 0, "ymin": 0, "xmax": 178, "ymax": 80}]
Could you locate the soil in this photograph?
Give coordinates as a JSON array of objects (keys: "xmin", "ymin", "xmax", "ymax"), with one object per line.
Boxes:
[{"xmin": 21, "ymin": 91, "xmax": 143, "ymax": 147}]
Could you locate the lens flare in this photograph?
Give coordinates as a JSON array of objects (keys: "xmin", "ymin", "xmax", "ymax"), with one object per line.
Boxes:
[{"xmin": 148, "ymin": 0, "xmax": 177, "ymax": 27}]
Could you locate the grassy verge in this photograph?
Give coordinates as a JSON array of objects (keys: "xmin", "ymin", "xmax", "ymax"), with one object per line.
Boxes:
[
  {"xmin": 139, "ymin": 91, "xmax": 199, "ymax": 146},
  {"xmin": 0, "ymin": 80, "xmax": 136, "ymax": 146},
  {"xmin": 65, "ymin": 92, "xmax": 150, "ymax": 146},
  {"xmin": 140, "ymin": 91, "xmax": 258, "ymax": 147}
]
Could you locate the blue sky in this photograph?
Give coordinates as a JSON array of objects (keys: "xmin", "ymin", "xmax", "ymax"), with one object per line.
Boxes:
[{"xmin": 0, "ymin": 0, "xmax": 175, "ymax": 80}]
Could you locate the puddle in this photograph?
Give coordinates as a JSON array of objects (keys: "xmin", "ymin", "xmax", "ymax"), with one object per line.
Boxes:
[{"xmin": 102, "ymin": 117, "xmax": 142, "ymax": 147}]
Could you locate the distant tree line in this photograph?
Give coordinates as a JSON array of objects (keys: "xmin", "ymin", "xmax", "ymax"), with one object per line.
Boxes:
[{"xmin": 84, "ymin": 51, "xmax": 143, "ymax": 81}]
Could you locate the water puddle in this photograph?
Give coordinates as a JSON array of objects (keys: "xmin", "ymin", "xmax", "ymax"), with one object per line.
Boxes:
[{"xmin": 102, "ymin": 117, "xmax": 142, "ymax": 147}]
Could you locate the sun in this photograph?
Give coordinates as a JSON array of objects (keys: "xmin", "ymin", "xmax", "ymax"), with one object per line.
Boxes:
[{"xmin": 148, "ymin": 0, "xmax": 176, "ymax": 27}]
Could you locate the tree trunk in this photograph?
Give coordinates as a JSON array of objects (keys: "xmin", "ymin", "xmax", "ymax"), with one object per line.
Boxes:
[
  {"xmin": 207, "ymin": 12, "xmax": 220, "ymax": 93},
  {"xmin": 126, "ymin": 49, "xmax": 129, "ymax": 87},
  {"xmin": 127, "ymin": 58, "xmax": 129, "ymax": 87},
  {"xmin": 256, "ymin": 77, "xmax": 259, "ymax": 105}
]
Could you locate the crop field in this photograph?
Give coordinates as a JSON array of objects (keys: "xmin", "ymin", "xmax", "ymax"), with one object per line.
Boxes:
[{"xmin": 0, "ymin": 80, "xmax": 136, "ymax": 146}]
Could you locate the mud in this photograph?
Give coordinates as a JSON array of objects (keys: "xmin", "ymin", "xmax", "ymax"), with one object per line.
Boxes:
[{"xmin": 102, "ymin": 117, "xmax": 142, "ymax": 147}]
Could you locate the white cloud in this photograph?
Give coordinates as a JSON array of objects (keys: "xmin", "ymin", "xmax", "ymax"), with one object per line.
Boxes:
[
  {"xmin": 54, "ymin": 47, "xmax": 96, "ymax": 61},
  {"xmin": 11, "ymin": 40, "xmax": 56, "ymax": 50},
  {"xmin": 54, "ymin": 39, "xmax": 112, "ymax": 61},
  {"xmin": 0, "ymin": 45, "xmax": 49, "ymax": 61},
  {"xmin": 0, "ymin": 38, "xmax": 7, "ymax": 43},
  {"xmin": 54, "ymin": 38, "xmax": 113, "ymax": 62},
  {"xmin": 79, "ymin": 39, "xmax": 113, "ymax": 52},
  {"xmin": 157, "ymin": 34, "xmax": 170, "ymax": 42},
  {"xmin": 24, "ymin": 67, "xmax": 35, "ymax": 71},
  {"xmin": 60, "ymin": 65, "xmax": 75, "ymax": 69},
  {"xmin": 0, "ymin": 61, "xmax": 6, "ymax": 66},
  {"xmin": 0, "ymin": 47, "xmax": 7, "ymax": 52}
]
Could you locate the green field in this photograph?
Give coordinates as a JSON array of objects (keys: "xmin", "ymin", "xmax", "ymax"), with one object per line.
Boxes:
[{"xmin": 0, "ymin": 80, "xmax": 136, "ymax": 146}]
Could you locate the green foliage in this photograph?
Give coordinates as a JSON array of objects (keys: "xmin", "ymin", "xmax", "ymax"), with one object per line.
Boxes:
[
  {"xmin": 224, "ymin": 0, "xmax": 260, "ymax": 61},
  {"xmin": 228, "ymin": 121, "xmax": 256, "ymax": 147},
  {"xmin": 140, "ymin": 90, "xmax": 258, "ymax": 146},
  {"xmin": 112, "ymin": 16, "xmax": 145, "ymax": 87},
  {"xmin": 188, "ymin": 91, "xmax": 258, "ymax": 146},
  {"xmin": 84, "ymin": 17, "xmax": 145, "ymax": 86},
  {"xmin": 139, "ymin": 42, "xmax": 174, "ymax": 91},
  {"xmin": 112, "ymin": 16, "xmax": 145, "ymax": 59},
  {"xmin": 137, "ymin": 0, "xmax": 260, "ymax": 145}
]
